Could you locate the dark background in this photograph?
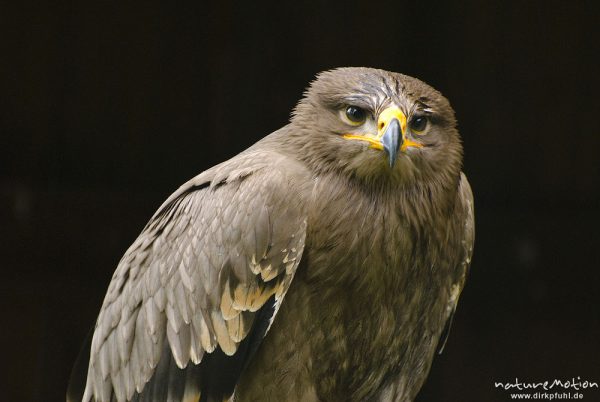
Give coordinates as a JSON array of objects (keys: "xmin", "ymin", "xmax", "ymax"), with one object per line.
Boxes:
[{"xmin": 1, "ymin": 2, "xmax": 599, "ymax": 401}]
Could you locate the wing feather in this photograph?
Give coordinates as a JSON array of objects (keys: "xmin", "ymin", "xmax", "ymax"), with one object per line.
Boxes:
[
  {"xmin": 437, "ymin": 172, "xmax": 475, "ymax": 354},
  {"xmin": 79, "ymin": 151, "xmax": 310, "ymax": 402}
]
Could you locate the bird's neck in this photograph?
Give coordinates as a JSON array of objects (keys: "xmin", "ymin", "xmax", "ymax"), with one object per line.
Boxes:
[{"xmin": 304, "ymin": 169, "xmax": 459, "ymax": 274}]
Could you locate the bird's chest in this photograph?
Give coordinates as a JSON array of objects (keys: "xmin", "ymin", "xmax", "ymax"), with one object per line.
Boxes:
[
  {"xmin": 299, "ymin": 184, "xmax": 458, "ymax": 399},
  {"xmin": 305, "ymin": 187, "xmax": 436, "ymax": 290}
]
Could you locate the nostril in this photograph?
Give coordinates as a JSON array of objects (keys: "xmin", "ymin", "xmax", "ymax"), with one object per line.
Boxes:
[{"xmin": 379, "ymin": 122, "xmax": 385, "ymax": 130}]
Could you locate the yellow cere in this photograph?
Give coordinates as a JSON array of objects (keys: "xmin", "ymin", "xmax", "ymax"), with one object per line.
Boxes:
[
  {"xmin": 342, "ymin": 106, "xmax": 423, "ymax": 151},
  {"xmin": 378, "ymin": 106, "xmax": 407, "ymax": 135}
]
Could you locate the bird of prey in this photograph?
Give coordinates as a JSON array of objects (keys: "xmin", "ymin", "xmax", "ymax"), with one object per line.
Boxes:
[{"xmin": 68, "ymin": 67, "xmax": 474, "ymax": 402}]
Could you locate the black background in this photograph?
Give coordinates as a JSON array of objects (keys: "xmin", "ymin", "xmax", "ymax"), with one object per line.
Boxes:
[{"xmin": 2, "ymin": 2, "xmax": 599, "ymax": 401}]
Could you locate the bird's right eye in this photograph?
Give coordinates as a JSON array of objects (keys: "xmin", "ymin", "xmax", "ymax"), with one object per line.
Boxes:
[{"xmin": 344, "ymin": 106, "xmax": 367, "ymax": 125}]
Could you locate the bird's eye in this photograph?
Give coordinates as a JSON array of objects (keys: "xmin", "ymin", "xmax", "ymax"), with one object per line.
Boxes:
[
  {"xmin": 344, "ymin": 106, "xmax": 367, "ymax": 125},
  {"xmin": 409, "ymin": 116, "xmax": 428, "ymax": 133}
]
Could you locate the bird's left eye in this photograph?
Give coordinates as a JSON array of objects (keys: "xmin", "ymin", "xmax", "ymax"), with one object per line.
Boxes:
[
  {"xmin": 344, "ymin": 106, "xmax": 367, "ymax": 125},
  {"xmin": 409, "ymin": 116, "xmax": 428, "ymax": 133}
]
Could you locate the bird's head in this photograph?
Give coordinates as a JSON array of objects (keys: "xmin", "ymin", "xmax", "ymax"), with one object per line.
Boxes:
[{"xmin": 291, "ymin": 67, "xmax": 463, "ymax": 187}]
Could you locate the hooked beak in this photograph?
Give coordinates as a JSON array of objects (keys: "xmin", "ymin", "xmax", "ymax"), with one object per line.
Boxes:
[
  {"xmin": 342, "ymin": 106, "xmax": 422, "ymax": 168},
  {"xmin": 381, "ymin": 117, "xmax": 401, "ymax": 168}
]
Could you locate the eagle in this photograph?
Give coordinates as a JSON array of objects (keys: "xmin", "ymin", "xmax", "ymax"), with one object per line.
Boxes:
[{"xmin": 68, "ymin": 67, "xmax": 475, "ymax": 402}]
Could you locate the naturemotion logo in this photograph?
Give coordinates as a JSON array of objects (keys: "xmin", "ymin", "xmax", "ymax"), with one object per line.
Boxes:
[{"xmin": 494, "ymin": 377, "xmax": 598, "ymax": 400}]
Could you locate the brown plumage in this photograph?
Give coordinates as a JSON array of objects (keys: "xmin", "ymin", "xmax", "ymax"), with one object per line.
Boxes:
[{"xmin": 68, "ymin": 67, "xmax": 474, "ymax": 402}]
